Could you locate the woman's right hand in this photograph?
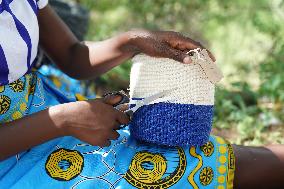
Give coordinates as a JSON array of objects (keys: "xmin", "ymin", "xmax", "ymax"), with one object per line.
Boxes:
[{"xmin": 51, "ymin": 95, "xmax": 130, "ymax": 147}]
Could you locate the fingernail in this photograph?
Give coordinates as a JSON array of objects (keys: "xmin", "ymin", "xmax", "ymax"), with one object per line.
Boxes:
[
  {"xmin": 183, "ymin": 56, "xmax": 192, "ymax": 64},
  {"xmin": 115, "ymin": 104, "xmax": 126, "ymax": 110}
]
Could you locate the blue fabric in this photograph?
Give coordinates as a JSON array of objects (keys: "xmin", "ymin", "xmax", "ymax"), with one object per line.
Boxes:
[
  {"xmin": 0, "ymin": 0, "xmax": 38, "ymax": 14},
  {"xmin": 0, "ymin": 0, "xmax": 14, "ymax": 14},
  {"xmin": 130, "ymin": 102, "xmax": 214, "ymax": 146},
  {"xmin": 0, "ymin": 45, "xmax": 9, "ymax": 85},
  {"xmin": 0, "ymin": 72, "xmax": 235, "ymax": 189},
  {"xmin": 38, "ymin": 65, "xmax": 96, "ymax": 99},
  {"xmin": 26, "ymin": 0, "xmax": 39, "ymax": 15}
]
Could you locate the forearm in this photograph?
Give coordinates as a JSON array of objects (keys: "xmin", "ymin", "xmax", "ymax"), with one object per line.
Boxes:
[
  {"xmin": 0, "ymin": 107, "xmax": 63, "ymax": 161},
  {"xmin": 65, "ymin": 32, "xmax": 137, "ymax": 80},
  {"xmin": 38, "ymin": 6, "xmax": 137, "ymax": 80},
  {"xmin": 39, "ymin": 6, "xmax": 202, "ymax": 80}
]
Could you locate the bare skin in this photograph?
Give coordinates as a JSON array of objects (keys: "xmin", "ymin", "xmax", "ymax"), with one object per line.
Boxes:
[
  {"xmin": 233, "ymin": 145, "xmax": 284, "ymax": 189},
  {"xmin": 0, "ymin": 5, "xmax": 283, "ymax": 189},
  {"xmin": 0, "ymin": 95, "xmax": 130, "ymax": 160},
  {"xmin": 0, "ymin": 6, "xmax": 206, "ymax": 160}
]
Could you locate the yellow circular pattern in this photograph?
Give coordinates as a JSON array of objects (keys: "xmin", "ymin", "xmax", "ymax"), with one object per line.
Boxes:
[
  {"xmin": 127, "ymin": 151, "xmax": 167, "ymax": 183},
  {"xmin": 218, "ymin": 175, "xmax": 225, "ymax": 184},
  {"xmin": 217, "ymin": 185, "xmax": 225, "ymax": 189},
  {"xmin": 12, "ymin": 111, "xmax": 22, "ymax": 120},
  {"xmin": 219, "ymin": 155, "xmax": 227, "ymax": 164},
  {"xmin": 45, "ymin": 148, "xmax": 84, "ymax": 181},
  {"xmin": 199, "ymin": 167, "xmax": 214, "ymax": 186},
  {"xmin": 218, "ymin": 165, "xmax": 226, "ymax": 174},
  {"xmin": 9, "ymin": 80, "xmax": 24, "ymax": 92},
  {"xmin": 0, "ymin": 95, "xmax": 11, "ymax": 115},
  {"xmin": 0, "ymin": 86, "xmax": 4, "ymax": 93},
  {"xmin": 200, "ymin": 141, "xmax": 214, "ymax": 157},
  {"xmin": 124, "ymin": 148, "xmax": 187, "ymax": 188},
  {"xmin": 219, "ymin": 146, "xmax": 227, "ymax": 154}
]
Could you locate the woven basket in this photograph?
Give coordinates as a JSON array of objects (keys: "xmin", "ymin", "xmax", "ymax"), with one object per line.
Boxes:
[{"xmin": 129, "ymin": 52, "xmax": 216, "ymax": 146}]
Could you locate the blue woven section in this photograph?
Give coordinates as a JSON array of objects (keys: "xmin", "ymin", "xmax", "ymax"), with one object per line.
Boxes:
[{"xmin": 129, "ymin": 102, "xmax": 214, "ymax": 146}]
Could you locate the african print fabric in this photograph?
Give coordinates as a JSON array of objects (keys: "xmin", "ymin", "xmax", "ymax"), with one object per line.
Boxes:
[
  {"xmin": 38, "ymin": 64, "xmax": 96, "ymax": 99},
  {"xmin": 0, "ymin": 71, "xmax": 235, "ymax": 189}
]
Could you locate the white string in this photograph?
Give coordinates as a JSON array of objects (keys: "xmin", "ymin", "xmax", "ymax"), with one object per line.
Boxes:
[{"xmin": 186, "ymin": 48, "xmax": 204, "ymax": 60}]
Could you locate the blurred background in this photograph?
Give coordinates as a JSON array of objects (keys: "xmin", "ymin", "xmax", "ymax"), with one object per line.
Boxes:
[{"xmin": 42, "ymin": 0, "xmax": 284, "ymax": 145}]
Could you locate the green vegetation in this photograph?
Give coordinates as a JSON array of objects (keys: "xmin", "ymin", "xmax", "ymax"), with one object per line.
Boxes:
[{"xmin": 80, "ymin": 0, "xmax": 284, "ymax": 145}]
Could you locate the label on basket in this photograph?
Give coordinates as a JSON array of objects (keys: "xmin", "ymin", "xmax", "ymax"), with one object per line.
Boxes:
[{"xmin": 188, "ymin": 48, "xmax": 223, "ymax": 84}]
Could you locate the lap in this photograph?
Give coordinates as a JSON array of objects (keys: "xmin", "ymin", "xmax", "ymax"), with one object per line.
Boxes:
[
  {"xmin": 0, "ymin": 72, "xmax": 235, "ymax": 188},
  {"xmin": 0, "ymin": 131, "xmax": 234, "ymax": 189}
]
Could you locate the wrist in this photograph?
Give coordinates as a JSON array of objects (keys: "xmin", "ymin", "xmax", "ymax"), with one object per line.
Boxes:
[
  {"xmin": 48, "ymin": 105, "xmax": 68, "ymax": 137},
  {"xmin": 120, "ymin": 30, "xmax": 143, "ymax": 57}
]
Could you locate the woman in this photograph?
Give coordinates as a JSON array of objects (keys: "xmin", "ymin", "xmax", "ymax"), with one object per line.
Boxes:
[{"xmin": 0, "ymin": 1, "xmax": 283, "ymax": 188}]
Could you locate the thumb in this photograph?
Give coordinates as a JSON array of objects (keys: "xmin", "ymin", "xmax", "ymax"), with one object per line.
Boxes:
[
  {"xmin": 103, "ymin": 94, "xmax": 123, "ymax": 106},
  {"xmin": 161, "ymin": 44, "xmax": 192, "ymax": 64}
]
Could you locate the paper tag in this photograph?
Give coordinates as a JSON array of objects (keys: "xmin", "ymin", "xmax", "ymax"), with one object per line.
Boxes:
[{"xmin": 189, "ymin": 49, "xmax": 223, "ymax": 84}]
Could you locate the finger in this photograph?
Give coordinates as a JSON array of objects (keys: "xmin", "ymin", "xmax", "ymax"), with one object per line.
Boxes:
[
  {"xmin": 116, "ymin": 111, "xmax": 130, "ymax": 125},
  {"xmin": 71, "ymin": 128, "xmax": 108, "ymax": 147},
  {"xmin": 104, "ymin": 140, "xmax": 111, "ymax": 147},
  {"xmin": 112, "ymin": 120, "xmax": 123, "ymax": 130},
  {"xmin": 162, "ymin": 31, "xmax": 216, "ymax": 62},
  {"xmin": 158, "ymin": 43, "xmax": 192, "ymax": 64},
  {"xmin": 160, "ymin": 31, "xmax": 200, "ymax": 50},
  {"xmin": 108, "ymin": 130, "xmax": 120, "ymax": 140},
  {"xmin": 90, "ymin": 133, "xmax": 111, "ymax": 147},
  {"xmin": 99, "ymin": 140, "xmax": 111, "ymax": 148},
  {"xmin": 103, "ymin": 91, "xmax": 130, "ymax": 107},
  {"xmin": 103, "ymin": 94, "xmax": 123, "ymax": 106},
  {"xmin": 179, "ymin": 38, "xmax": 216, "ymax": 62},
  {"xmin": 115, "ymin": 103, "xmax": 129, "ymax": 111}
]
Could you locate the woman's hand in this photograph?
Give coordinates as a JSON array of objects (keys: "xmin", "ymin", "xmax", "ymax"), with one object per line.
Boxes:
[
  {"xmin": 126, "ymin": 29, "xmax": 216, "ymax": 63},
  {"xmin": 51, "ymin": 95, "xmax": 129, "ymax": 147},
  {"xmin": 0, "ymin": 94, "xmax": 129, "ymax": 160},
  {"xmin": 38, "ymin": 6, "xmax": 215, "ymax": 79}
]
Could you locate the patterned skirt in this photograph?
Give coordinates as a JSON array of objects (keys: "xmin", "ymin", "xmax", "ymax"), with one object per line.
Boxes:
[{"xmin": 0, "ymin": 72, "xmax": 235, "ymax": 189}]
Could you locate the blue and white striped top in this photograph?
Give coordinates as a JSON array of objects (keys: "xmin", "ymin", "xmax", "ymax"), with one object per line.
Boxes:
[{"xmin": 0, "ymin": 0, "xmax": 48, "ymax": 86}]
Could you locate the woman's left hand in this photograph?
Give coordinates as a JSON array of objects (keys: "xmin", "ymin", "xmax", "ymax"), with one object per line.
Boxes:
[{"xmin": 126, "ymin": 29, "xmax": 216, "ymax": 64}]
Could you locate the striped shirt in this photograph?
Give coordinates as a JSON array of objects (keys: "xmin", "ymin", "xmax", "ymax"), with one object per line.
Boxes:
[{"xmin": 0, "ymin": 0, "xmax": 48, "ymax": 86}]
